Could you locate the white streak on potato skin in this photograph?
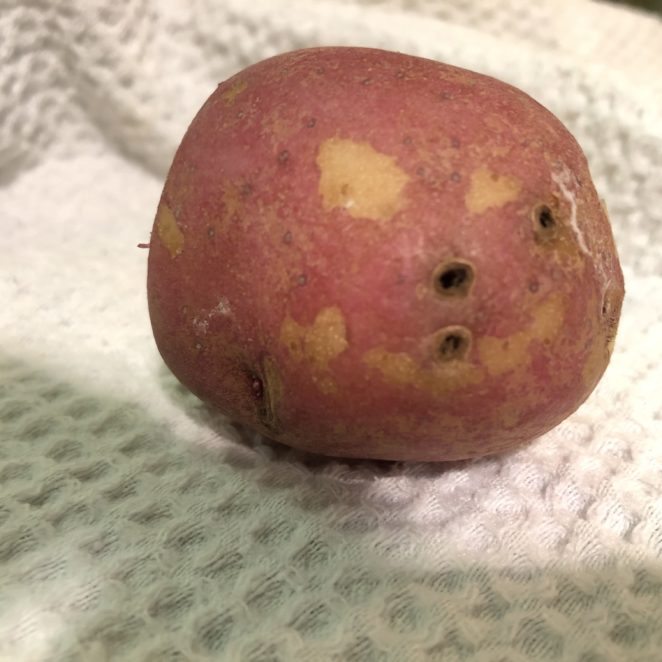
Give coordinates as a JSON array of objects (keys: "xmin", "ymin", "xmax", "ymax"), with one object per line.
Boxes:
[
  {"xmin": 192, "ymin": 297, "xmax": 233, "ymax": 334},
  {"xmin": 212, "ymin": 297, "xmax": 232, "ymax": 317},
  {"xmin": 552, "ymin": 168, "xmax": 589, "ymax": 256}
]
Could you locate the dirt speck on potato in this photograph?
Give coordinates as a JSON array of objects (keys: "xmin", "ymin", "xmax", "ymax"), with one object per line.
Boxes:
[{"xmin": 316, "ymin": 138, "xmax": 409, "ymax": 221}]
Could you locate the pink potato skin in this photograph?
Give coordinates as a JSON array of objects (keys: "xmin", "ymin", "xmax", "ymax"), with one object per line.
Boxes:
[{"xmin": 147, "ymin": 47, "xmax": 624, "ymax": 461}]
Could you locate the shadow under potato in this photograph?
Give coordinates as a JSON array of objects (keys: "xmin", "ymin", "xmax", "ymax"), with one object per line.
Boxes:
[{"xmin": 2, "ymin": 352, "xmax": 662, "ymax": 660}]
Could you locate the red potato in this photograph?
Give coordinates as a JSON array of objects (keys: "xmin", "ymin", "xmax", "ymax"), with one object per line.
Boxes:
[{"xmin": 147, "ymin": 47, "xmax": 624, "ymax": 461}]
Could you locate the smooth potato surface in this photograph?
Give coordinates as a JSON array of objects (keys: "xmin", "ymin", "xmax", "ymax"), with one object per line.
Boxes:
[{"xmin": 147, "ymin": 47, "xmax": 624, "ymax": 461}]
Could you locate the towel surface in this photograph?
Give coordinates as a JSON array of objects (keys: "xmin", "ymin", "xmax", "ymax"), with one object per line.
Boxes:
[{"xmin": 1, "ymin": 1, "xmax": 662, "ymax": 660}]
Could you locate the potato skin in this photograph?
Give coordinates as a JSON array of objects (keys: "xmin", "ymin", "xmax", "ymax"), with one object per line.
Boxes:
[{"xmin": 147, "ymin": 47, "xmax": 624, "ymax": 461}]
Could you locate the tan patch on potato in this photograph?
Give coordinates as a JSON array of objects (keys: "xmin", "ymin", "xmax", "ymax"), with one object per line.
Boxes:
[
  {"xmin": 316, "ymin": 138, "xmax": 409, "ymax": 221},
  {"xmin": 602, "ymin": 282, "xmax": 623, "ymax": 357},
  {"xmin": 465, "ymin": 166, "xmax": 522, "ymax": 214},
  {"xmin": 477, "ymin": 293, "xmax": 565, "ymax": 376},
  {"xmin": 222, "ymin": 185, "xmax": 243, "ymax": 220},
  {"xmin": 582, "ymin": 338, "xmax": 608, "ymax": 390},
  {"xmin": 156, "ymin": 203, "xmax": 184, "ymax": 257},
  {"xmin": 280, "ymin": 306, "xmax": 349, "ymax": 393},
  {"xmin": 363, "ymin": 347, "xmax": 482, "ymax": 395},
  {"xmin": 531, "ymin": 199, "xmax": 578, "ymax": 259},
  {"xmin": 262, "ymin": 108, "xmax": 293, "ymax": 143},
  {"xmin": 221, "ymin": 79, "xmax": 247, "ymax": 105},
  {"xmin": 495, "ymin": 401, "xmax": 524, "ymax": 430},
  {"xmin": 606, "ymin": 327, "xmax": 618, "ymax": 356}
]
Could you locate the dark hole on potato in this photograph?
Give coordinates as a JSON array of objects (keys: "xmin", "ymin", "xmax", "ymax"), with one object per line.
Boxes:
[
  {"xmin": 437, "ymin": 326, "xmax": 472, "ymax": 361},
  {"xmin": 440, "ymin": 267, "xmax": 467, "ymax": 290},
  {"xmin": 537, "ymin": 205, "xmax": 555, "ymax": 229},
  {"xmin": 434, "ymin": 260, "xmax": 475, "ymax": 297}
]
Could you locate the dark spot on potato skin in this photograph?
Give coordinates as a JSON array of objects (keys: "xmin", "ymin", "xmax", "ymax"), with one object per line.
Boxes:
[
  {"xmin": 278, "ymin": 150, "xmax": 289, "ymax": 164},
  {"xmin": 306, "ymin": 117, "xmax": 316, "ymax": 128},
  {"xmin": 241, "ymin": 183, "xmax": 253, "ymax": 197},
  {"xmin": 450, "ymin": 171, "xmax": 461, "ymax": 182},
  {"xmin": 283, "ymin": 231, "xmax": 293, "ymax": 244},
  {"xmin": 536, "ymin": 205, "xmax": 555, "ymax": 230},
  {"xmin": 297, "ymin": 274, "xmax": 307, "ymax": 286}
]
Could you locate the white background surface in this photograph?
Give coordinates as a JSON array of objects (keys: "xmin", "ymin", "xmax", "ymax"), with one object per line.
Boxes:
[{"xmin": 1, "ymin": 1, "xmax": 662, "ymax": 660}]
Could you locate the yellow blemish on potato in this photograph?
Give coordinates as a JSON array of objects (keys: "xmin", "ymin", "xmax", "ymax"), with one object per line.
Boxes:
[
  {"xmin": 495, "ymin": 402, "xmax": 522, "ymax": 430},
  {"xmin": 316, "ymin": 138, "xmax": 409, "ymax": 221},
  {"xmin": 280, "ymin": 306, "xmax": 349, "ymax": 393},
  {"xmin": 477, "ymin": 293, "xmax": 565, "ymax": 376},
  {"xmin": 221, "ymin": 79, "xmax": 247, "ymax": 105},
  {"xmin": 606, "ymin": 328, "xmax": 618, "ymax": 356},
  {"xmin": 222, "ymin": 185, "xmax": 242, "ymax": 219},
  {"xmin": 582, "ymin": 339, "xmax": 608, "ymax": 390},
  {"xmin": 156, "ymin": 203, "xmax": 184, "ymax": 258},
  {"xmin": 363, "ymin": 348, "xmax": 482, "ymax": 395},
  {"xmin": 465, "ymin": 166, "xmax": 522, "ymax": 214}
]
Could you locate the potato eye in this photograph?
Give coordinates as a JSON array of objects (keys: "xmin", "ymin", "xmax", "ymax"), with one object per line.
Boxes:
[
  {"xmin": 437, "ymin": 326, "xmax": 472, "ymax": 361},
  {"xmin": 434, "ymin": 260, "xmax": 475, "ymax": 297},
  {"xmin": 532, "ymin": 204, "xmax": 559, "ymax": 244},
  {"xmin": 537, "ymin": 205, "xmax": 555, "ymax": 229}
]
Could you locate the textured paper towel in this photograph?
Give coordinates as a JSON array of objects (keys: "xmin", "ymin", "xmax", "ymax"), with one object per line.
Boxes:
[{"xmin": 1, "ymin": 1, "xmax": 662, "ymax": 660}]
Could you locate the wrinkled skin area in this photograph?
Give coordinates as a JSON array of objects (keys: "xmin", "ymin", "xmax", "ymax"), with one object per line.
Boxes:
[{"xmin": 147, "ymin": 47, "xmax": 624, "ymax": 461}]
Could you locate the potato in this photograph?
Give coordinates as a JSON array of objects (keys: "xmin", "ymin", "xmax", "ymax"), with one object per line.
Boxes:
[{"xmin": 147, "ymin": 47, "xmax": 624, "ymax": 461}]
